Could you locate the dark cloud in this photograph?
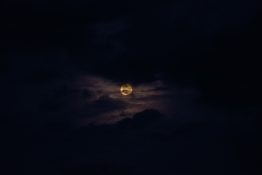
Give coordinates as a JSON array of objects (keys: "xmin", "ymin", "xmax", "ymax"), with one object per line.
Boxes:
[
  {"xmin": 116, "ymin": 109, "xmax": 165, "ymax": 130},
  {"xmin": 61, "ymin": 108, "xmax": 257, "ymax": 175},
  {"xmin": 85, "ymin": 95, "xmax": 128, "ymax": 118}
]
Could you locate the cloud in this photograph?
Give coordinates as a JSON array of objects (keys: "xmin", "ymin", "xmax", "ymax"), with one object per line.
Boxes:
[
  {"xmin": 85, "ymin": 95, "xmax": 128, "ymax": 118},
  {"xmin": 63, "ymin": 74, "xmax": 180, "ymax": 126},
  {"xmin": 116, "ymin": 109, "xmax": 165, "ymax": 130}
]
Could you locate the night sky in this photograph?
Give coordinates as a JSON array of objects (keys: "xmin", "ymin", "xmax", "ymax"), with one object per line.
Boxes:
[{"xmin": 1, "ymin": 0, "xmax": 261, "ymax": 175}]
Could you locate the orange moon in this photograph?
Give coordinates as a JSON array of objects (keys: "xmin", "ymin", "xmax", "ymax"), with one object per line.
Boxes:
[{"xmin": 120, "ymin": 84, "xmax": 133, "ymax": 96}]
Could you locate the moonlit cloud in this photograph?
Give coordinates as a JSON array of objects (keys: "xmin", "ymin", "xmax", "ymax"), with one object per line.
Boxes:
[{"xmin": 69, "ymin": 74, "xmax": 178, "ymax": 126}]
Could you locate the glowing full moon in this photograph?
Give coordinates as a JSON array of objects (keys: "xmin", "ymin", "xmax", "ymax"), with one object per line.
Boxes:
[{"xmin": 120, "ymin": 83, "xmax": 133, "ymax": 96}]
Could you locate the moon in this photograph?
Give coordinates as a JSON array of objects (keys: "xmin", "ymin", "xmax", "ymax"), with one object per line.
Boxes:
[{"xmin": 120, "ymin": 83, "xmax": 133, "ymax": 96}]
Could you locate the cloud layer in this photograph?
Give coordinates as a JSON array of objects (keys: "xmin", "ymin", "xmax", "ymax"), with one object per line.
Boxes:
[{"xmin": 70, "ymin": 75, "xmax": 175, "ymax": 125}]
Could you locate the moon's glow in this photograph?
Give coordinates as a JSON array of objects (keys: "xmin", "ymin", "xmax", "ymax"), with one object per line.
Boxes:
[{"xmin": 120, "ymin": 84, "xmax": 133, "ymax": 96}]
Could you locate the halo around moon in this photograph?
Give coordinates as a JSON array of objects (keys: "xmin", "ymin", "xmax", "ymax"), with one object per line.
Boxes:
[{"xmin": 120, "ymin": 83, "xmax": 133, "ymax": 96}]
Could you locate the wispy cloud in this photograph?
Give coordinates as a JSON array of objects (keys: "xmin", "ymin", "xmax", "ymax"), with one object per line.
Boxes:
[{"xmin": 69, "ymin": 75, "xmax": 176, "ymax": 125}]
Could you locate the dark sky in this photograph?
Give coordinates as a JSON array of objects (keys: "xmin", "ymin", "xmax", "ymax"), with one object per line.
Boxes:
[{"xmin": 1, "ymin": 1, "xmax": 261, "ymax": 175}]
